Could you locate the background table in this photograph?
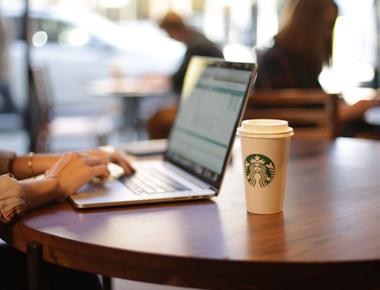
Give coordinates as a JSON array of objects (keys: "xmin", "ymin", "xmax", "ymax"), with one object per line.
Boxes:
[
  {"xmin": 2, "ymin": 138, "xmax": 380, "ymax": 289},
  {"xmin": 88, "ymin": 76, "xmax": 173, "ymax": 140}
]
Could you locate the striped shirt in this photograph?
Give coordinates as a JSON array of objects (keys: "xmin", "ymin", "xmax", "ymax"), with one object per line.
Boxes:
[{"xmin": 0, "ymin": 152, "xmax": 25, "ymax": 223}]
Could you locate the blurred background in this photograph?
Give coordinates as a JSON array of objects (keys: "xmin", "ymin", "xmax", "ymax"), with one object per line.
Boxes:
[
  {"xmin": 0, "ymin": 0, "xmax": 379, "ymax": 153},
  {"xmin": 0, "ymin": 1, "xmax": 379, "ymax": 289}
]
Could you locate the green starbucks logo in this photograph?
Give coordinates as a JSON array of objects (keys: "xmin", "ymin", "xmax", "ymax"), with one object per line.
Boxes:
[{"xmin": 244, "ymin": 154, "xmax": 275, "ymax": 188}]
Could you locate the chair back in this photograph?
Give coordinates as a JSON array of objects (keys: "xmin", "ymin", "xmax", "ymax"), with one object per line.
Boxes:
[
  {"xmin": 245, "ymin": 89, "xmax": 339, "ymax": 139},
  {"xmin": 25, "ymin": 66, "xmax": 52, "ymax": 152}
]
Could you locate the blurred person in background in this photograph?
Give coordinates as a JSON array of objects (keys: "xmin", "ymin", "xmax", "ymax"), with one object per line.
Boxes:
[
  {"xmin": 0, "ymin": 148, "xmax": 134, "ymax": 290},
  {"xmin": 0, "ymin": 13, "xmax": 17, "ymax": 113},
  {"xmin": 147, "ymin": 11, "xmax": 223, "ymax": 139},
  {"xmin": 254, "ymin": 0, "xmax": 379, "ymax": 136},
  {"xmin": 159, "ymin": 11, "xmax": 223, "ymax": 95}
]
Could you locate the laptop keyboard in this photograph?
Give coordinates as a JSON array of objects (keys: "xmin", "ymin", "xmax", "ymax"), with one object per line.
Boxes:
[{"xmin": 122, "ymin": 168, "xmax": 190, "ymax": 194}]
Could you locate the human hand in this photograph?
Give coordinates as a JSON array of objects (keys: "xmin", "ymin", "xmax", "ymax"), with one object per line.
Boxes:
[
  {"xmin": 341, "ymin": 98, "xmax": 380, "ymax": 122},
  {"xmin": 45, "ymin": 152, "xmax": 110, "ymax": 198},
  {"xmin": 354, "ymin": 99, "xmax": 379, "ymax": 114},
  {"xmin": 82, "ymin": 148, "xmax": 135, "ymax": 176}
]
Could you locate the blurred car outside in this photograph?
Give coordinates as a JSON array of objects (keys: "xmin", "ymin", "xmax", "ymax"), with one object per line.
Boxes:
[{"xmin": 1, "ymin": 4, "xmax": 185, "ymax": 112}]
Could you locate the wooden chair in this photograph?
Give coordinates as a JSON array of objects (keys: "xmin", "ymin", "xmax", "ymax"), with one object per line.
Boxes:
[{"xmin": 245, "ymin": 89, "xmax": 339, "ymax": 139}]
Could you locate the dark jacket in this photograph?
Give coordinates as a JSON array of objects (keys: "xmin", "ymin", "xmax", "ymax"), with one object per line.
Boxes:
[
  {"xmin": 255, "ymin": 43, "xmax": 322, "ymax": 90},
  {"xmin": 172, "ymin": 30, "xmax": 223, "ymax": 95}
]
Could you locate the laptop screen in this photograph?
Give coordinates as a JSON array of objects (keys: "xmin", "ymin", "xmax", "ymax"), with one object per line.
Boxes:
[{"xmin": 166, "ymin": 59, "xmax": 256, "ymax": 187}]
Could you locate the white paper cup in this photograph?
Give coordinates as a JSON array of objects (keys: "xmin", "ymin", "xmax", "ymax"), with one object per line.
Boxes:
[{"xmin": 237, "ymin": 119, "xmax": 294, "ymax": 214}]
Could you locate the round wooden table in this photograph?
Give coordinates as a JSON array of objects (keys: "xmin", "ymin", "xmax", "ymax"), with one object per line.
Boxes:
[{"xmin": 2, "ymin": 138, "xmax": 380, "ymax": 289}]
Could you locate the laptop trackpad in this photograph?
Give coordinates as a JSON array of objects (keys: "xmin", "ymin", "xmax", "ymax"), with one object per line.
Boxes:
[{"xmin": 72, "ymin": 180, "xmax": 138, "ymax": 204}]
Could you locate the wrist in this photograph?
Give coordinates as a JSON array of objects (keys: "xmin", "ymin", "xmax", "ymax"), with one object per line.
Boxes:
[
  {"xmin": 40, "ymin": 175, "xmax": 60, "ymax": 196},
  {"xmin": 20, "ymin": 175, "xmax": 61, "ymax": 211},
  {"xmin": 43, "ymin": 174, "xmax": 64, "ymax": 199},
  {"xmin": 30, "ymin": 154, "xmax": 61, "ymax": 176}
]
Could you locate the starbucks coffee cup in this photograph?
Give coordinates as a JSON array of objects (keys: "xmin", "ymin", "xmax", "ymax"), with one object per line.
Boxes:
[{"xmin": 237, "ymin": 119, "xmax": 294, "ymax": 214}]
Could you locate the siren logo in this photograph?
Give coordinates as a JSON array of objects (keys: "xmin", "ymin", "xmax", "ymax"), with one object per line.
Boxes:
[{"xmin": 244, "ymin": 154, "xmax": 275, "ymax": 188}]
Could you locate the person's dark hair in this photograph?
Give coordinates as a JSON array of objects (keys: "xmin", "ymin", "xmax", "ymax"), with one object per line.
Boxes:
[
  {"xmin": 159, "ymin": 11, "xmax": 186, "ymax": 31},
  {"xmin": 276, "ymin": 0, "xmax": 338, "ymax": 74}
]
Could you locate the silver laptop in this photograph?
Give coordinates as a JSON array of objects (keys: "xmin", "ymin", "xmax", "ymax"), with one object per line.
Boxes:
[{"xmin": 70, "ymin": 59, "xmax": 257, "ymax": 208}]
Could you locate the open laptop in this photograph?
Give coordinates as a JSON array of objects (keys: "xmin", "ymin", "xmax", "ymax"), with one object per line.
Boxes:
[{"xmin": 70, "ymin": 58, "xmax": 257, "ymax": 208}]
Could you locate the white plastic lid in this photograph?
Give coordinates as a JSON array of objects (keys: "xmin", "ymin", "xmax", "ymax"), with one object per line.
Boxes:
[{"xmin": 237, "ymin": 119, "xmax": 294, "ymax": 138}]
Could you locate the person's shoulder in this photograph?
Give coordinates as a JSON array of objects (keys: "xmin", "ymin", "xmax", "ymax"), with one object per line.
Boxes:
[
  {"xmin": 188, "ymin": 33, "xmax": 210, "ymax": 47},
  {"xmin": 186, "ymin": 31, "xmax": 221, "ymax": 54},
  {"xmin": 259, "ymin": 45, "xmax": 287, "ymax": 66},
  {"xmin": 255, "ymin": 44, "xmax": 296, "ymax": 89},
  {"xmin": 188, "ymin": 42, "xmax": 223, "ymax": 58}
]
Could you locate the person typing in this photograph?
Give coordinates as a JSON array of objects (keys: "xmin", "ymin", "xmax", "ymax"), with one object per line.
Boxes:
[{"xmin": 0, "ymin": 148, "xmax": 134, "ymax": 290}]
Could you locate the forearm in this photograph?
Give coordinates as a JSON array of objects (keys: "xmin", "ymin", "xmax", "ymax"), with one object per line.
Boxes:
[
  {"xmin": 339, "ymin": 99, "xmax": 378, "ymax": 123},
  {"xmin": 11, "ymin": 154, "xmax": 60, "ymax": 179},
  {"xmin": 339, "ymin": 104, "xmax": 362, "ymax": 122},
  {"xmin": 19, "ymin": 177, "xmax": 60, "ymax": 211}
]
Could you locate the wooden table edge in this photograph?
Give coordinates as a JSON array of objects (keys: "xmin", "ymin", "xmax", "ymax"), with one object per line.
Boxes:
[{"xmin": 2, "ymin": 219, "xmax": 380, "ymax": 290}]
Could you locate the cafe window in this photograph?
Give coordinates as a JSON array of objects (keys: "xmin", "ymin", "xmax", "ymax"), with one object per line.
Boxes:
[{"xmin": 320, "ymin": 0, "xmax": 378, "ymax": 92}]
